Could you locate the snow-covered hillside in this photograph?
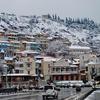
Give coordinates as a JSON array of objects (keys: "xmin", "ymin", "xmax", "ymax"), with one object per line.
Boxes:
[{"xmin": 0, "ymin": 13, "xmax": 100, "ymax": 51}]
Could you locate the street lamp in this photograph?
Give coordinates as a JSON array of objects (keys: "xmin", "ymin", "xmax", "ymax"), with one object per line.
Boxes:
[{"xmin": 3, "ymin": 64, "xmax": 8, "ymax": 88}]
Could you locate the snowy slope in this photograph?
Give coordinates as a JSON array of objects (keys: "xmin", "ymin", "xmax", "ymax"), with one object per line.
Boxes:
[{"xmin": 0, "ymin": 13, "xmax": 100, "ymax": 49}]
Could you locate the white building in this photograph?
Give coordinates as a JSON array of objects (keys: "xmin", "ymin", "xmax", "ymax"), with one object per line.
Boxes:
[
  {"xmin": 49, "ymin": 58, "xmax": 80, "ymax": 81},
  {"xmin": 79, "ymin": 53, "xmax": 97, "ymax": 68},
  {"xmin": 86, "ymin": 55, "xmax": 100, "ymax": 81},
  {"xmin": 69, "ymin": 45, "xmax": 92, "ymax": 58}
]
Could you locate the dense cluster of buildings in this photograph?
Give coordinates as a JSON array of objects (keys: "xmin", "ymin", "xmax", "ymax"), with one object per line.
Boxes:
[{"xmin": 0, "ymin": 30, "xmax": 100, "ymax": 88}]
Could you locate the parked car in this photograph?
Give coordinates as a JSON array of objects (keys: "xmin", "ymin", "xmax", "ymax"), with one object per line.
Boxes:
[
  {"xmin": 76, "ymin": 86, "xmax": 81, "ymax": 92},
  {"xmin": 83, "ymin": 81, "xmax": 93, "ymax": 87},
  {"xmin": 55, "ymin": 80, "xmax": 84, "ymax": 88},
  {"xmin": 42, "ymin": 85, "xmax": 59, "ymax": 100}
]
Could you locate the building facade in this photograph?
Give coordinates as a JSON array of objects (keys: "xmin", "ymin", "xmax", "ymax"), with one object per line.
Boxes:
[{"xmin": 49, "ymin": 58, "xmax": 80, "ymax": 81}]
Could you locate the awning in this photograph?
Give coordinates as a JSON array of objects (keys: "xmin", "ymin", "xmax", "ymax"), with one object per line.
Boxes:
[{"xmin": 2, "ymin": 73, "xmax": 30, "ymax": 76}]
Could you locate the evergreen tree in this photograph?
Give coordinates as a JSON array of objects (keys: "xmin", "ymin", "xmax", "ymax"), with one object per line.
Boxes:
[
  {"xmin": 52, "ymin": 14, "xmax": 55, "ymax": 19},
  {"xmin": 47, "ymin": 14, "xmax": 52, "ymax": 19},
  {"xmin": 57, "ymin": 16, "xmax": 60, "ymax": 21},
  {"xmin": 68, "ymin": 17, "xmax": 72, "ymax": 25},
  {"xmin": 76, "ymin": 18, "xmax": 81, "ymax": 24},
  {"xmin": 65, "ymin": 17, "xmax": 68, "ymax": 23},
  {"xmin": 54, "ymin": 14, "xmax": 57, "ymax": 20}
]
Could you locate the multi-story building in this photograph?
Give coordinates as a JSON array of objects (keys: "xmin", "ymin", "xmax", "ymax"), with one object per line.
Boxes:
[
  {"xmin": 48, "ymin": 36, "xmax": 71, "ymax": 46},
  {"xmin": 20, "ymin": 41, "xmax": 41, "ymax": 51},
  {"xmin": 34, "ymin": 33, "xmax": 49, "ymax": 52},
  {"xmin": 1, "ymin": 51, "xmax": 37, "ymax": 87},
  {"xmin": 42, "ymin": 56, "xmax": 57, "ymax": 81},
  {"xmin": 39, "ymin": 56, "xmax": 80, "ymax": 81},
  {"xmin": 0, "ymin": 29, "xmax": 5, "ymax": 41},
  {"xmin": 49, "ymin": 58, "xmax": 80, "ymax": 81},
  {"xmin": 35, "ymin": 56, "xmax": 43, "ymax": 79},
  {"xmin": 79, "ymin": 53, "xmax": 97, "ymax": 81},
  {"xmin": 9, "ymin": 41, "xmax": 21, "ymax": 52},
  {"xmin": 86, "ymin": 55, "xmax": 100, "ymax": 81},
  {"xmin": 69, "ymin": 45, "xmax": 92, "ymax": 58},
  {"xmin": 79, "ymin": 53, "xmax": 97, "ymax": 68},
  {"xmin": 5, "ymin": 32, "xmax": 18, "ymax": 41}
]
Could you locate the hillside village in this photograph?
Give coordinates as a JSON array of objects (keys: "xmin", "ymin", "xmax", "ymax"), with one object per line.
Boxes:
[{"xmin": 0, "ymin": 13, "xmax": 100, "ymax": 88}]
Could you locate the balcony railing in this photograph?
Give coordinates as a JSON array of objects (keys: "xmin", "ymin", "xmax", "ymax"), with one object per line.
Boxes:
[{"xmin": 50, "ymin": 70, "xmax": 79, "ymax": 75}]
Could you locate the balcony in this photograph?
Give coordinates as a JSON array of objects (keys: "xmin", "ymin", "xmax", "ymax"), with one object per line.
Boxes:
[
  {"xmin": 50, "ymin": 70, "xmax": 79, "ymax": 75},
  {"xmin": 50, "ymin": 66, "xmax": 79, "ymax": 75}
]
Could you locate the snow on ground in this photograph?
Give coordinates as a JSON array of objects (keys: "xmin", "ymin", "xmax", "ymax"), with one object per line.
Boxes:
[{"xmin": 0, "ymin": 13, "xmax": 100, "ymax": 47}]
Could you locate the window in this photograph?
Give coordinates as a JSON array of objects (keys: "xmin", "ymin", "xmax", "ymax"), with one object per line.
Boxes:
[
  {"xmin": 20, "ymin": 64, "xmax": 23, "ymax": 67},
  {"xmin": 86, "ymin": 67, "xmax": 88, "ymax": 71},
  {"xmin": 15, "ymin": 70, "xmax": 19, "ymax": 73},
  {"xmin": 66, "ymin": 67, "xmax": 69, "ymax": 71},
  {"xmin": 20, "ymin": 70, "xmax": 24, "ymax": 73},
  {"xmin": 52, "ymin": 68, "xmax": 55, "ymax": 72},
  {"xmin": 61, "ymin": 67, "xmax": 65, "ymax": 72},
  {"xmin": 15, "ymin": 70, "xmax": 24, "ymax": 73},
  {"xmin": 27, "ymin": 63, "xmax": 31, "ymax": 67},
  {"xmin": 56, "ymin": 68, "xmax": 60, "ymax": 72},
  {"xmin": 44, "ymin": 86, "xmax": 53, "ymax": 91},
  {"xmin": 28, "ymin": 71, "xmax": 30, "ymax": 74},
  {"xmin": 71, "ymin": 67, "xmax": 77, "ymax": 71},
  {"xmin": 71, "ymin": 67, "xmax": 74, "ymax": 71},
  {"xmin": 36, "ymin": 68, "xmax": 38, "ymax": 74}
]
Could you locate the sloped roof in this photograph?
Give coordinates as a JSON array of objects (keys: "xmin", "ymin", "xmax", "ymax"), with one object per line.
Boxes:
[
  {"xmin": 69, "ymin": 45, "xmax": 90, "ymax": 50},
  {"xmin": 4, "ymin": 57, "xmax": 13, "ymax": 60}
]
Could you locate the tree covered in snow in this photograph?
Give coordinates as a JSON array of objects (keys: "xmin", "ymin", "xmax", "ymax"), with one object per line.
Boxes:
[
  {"xmin": 64, "ymin": 17, "xmax": 98, "ymax": 30},
  {"xmin": 46, "ymin": 40, "xmax": 69, "ymax": 57}
]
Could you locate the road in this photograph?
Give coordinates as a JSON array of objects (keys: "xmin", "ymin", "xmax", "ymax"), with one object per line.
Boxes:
[
  {"xmin": 85, "ymin": 90, "xmax": 100, "ymax": 100},
  {"xmin": 1, "ymin": 87, "xmax": 92, "ymax": 100}
]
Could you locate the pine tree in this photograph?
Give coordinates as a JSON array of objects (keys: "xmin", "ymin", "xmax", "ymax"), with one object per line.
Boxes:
[
  {"xmin": 47, "ymin": 14, "xmax": 51, "ymax": 19},
  {"xmin": 54, "ymin": 14, "xmax": 57, "ymax": 20},
  {"xmin": 57, "ymin": 16, "xmax": 60, "ymax": 21},
  {"xmin": 52, "ymin": 14, "xmax": 55, "ymax": 19},
  {"xmin": 65, "ymin": 17, "xmax": 68, "ymax": 23}
]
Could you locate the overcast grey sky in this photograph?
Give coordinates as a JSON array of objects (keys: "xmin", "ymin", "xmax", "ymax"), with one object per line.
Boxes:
[{"xmin": 0, "ymin": 0, "xmax": 99, "ymax": 22}]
